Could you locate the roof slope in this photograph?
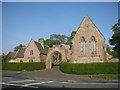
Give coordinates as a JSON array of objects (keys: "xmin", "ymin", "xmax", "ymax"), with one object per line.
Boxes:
[
  {"xmin": 11, "ymin": 52, "xmax": 17, "ymax": 59},
  {"xmin": 72, "ymin": 15, "xmax": 105, "ymax": 42},
  {"xmin": 15, "ymin": 48, "xmax": 26, "ymax": 58},
  {"xmin": 34, "ymin": 40, "xmax": 48, "ymax": 54}
]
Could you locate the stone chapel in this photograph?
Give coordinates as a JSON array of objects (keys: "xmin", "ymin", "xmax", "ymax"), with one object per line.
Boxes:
[{"xmin": 9, "ymin": 15, "xmax": 111, "ymax": 68}]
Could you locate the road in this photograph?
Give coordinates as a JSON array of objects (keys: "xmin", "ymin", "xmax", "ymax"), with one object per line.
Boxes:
[{"xmin": 2, "ymin": 66, "xmax": 120, "ymax": 89}]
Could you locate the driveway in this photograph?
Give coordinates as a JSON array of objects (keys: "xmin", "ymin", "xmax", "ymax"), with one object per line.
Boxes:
[{"xmin": 2, "ymin": 66, "xmax": 119, "ymax": 89}]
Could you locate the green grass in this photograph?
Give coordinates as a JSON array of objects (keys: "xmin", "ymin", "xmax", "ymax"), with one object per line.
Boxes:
[
  {"xmin": 89, "ymin": 74, "xmax": 120, "ymax": 79},
  {"xmin": 53, "ymin": 62, "xmax": 61, "ymax": 65}
]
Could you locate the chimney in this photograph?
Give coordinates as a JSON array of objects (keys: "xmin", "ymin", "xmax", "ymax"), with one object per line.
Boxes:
[{"xmin": 38, "ymin": 38, "xmax": 44, "ymax": 48}]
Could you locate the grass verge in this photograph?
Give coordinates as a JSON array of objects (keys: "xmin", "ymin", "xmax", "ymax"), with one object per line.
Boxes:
[{"xmin": 88, "ymin": 74, "xmax": 120, "ymax": 80}]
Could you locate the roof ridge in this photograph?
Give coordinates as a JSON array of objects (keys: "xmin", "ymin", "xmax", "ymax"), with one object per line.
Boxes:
[
  {"xmin": 86, "ymin": 15, "xmax": 105, "ymax": 40},
  {"xmin": 72, "ymin": 15, "xmax": 105, "ymax": 42}
]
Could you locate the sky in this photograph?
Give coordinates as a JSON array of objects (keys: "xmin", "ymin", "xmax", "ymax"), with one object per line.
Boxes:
[{"xmin": 2, "ymin": 2, "xmax": 118, "ymax": 55}]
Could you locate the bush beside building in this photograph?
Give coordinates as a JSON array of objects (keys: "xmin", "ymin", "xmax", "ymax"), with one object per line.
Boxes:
[
  {"xmin": 59, "ymin": 62, "xmax": 120, "ymax": 74},
  {"xmin": 2, "ymin": 62, "xmax": 46, "ymax": 71}
]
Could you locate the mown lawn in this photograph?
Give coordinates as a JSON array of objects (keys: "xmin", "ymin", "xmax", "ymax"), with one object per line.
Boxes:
[
  {"xmin": 80, "ymin": 74, "xmax": 120, "ymax": 80},
  {"xmin": 53, "ymin": 62, "xmax": 60, "ymax": 65},
  {"xmin": 90, "ymin": 74, "xmax": 120, "ymax": 79}
]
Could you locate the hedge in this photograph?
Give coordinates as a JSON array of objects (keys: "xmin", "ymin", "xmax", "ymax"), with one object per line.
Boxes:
[
  {"xmin": 2, "ymin": 62, "xmax": 46, "ymax": 71},
  {"xmin": 59, "ymin": 62, "xmax": 120, "ymax": 74}
]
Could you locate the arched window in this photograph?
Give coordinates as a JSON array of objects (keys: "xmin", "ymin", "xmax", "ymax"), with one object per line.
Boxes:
[
  {"xmin": 81, "ymin": 37, "xmax": 86, "ymax": 56},
  {"xmin": 91, "ymin": 36, "xmax": 96, "ymax": 55},
  {"xmin": 30, "ymin": 50, "xmax": 33, "ymax": 55}
]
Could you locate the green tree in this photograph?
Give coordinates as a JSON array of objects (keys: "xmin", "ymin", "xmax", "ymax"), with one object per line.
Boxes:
[
  {"xmin": 44, "ymin": 39, "xmax": 56, "ymax": 47},
  {"xmin": 14, "ymin": 44, "xmax": 23, "ymax": 52},
  {"xmin": 4, "ymin": 52, "xmax": 12, "ymax": 62},
  {"xmin": 111, "ymin": 51, "xmax": 118, "ymax": 58},
  {"xmin": 50, "ymin": 34, "xmax": 67, "ymax": 45},
  {"xmin": 44, "ymin": 32, "xmax": 77, "ymax": 48},
  {"xmin": 109, "ymin": 19, "xmax": 120, "ymax": 61},
  {"xmin": 66, "ymin": 31, "xmax": 77, "ymax": 49},
  {"xmin": 71, "ymin": 31, "xmax": 77, "ymax": 38},
  {"xmin": 106, "ymin": 44, "xmax": 118, "ymax": 58}
]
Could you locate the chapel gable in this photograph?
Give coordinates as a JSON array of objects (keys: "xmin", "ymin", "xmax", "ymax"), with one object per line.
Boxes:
[{"xmin": 71, "ymin": 15, "xmax": 107, "ymax": 62}]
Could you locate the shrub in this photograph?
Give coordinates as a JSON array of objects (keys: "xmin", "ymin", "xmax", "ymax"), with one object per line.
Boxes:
[
  {"xmin": 59, "ymin": 62, "xmax": 120, "ymax": 74},
  {"xmin": 2, "ymin": 62, "xmax": 46, "ymax": 71}
]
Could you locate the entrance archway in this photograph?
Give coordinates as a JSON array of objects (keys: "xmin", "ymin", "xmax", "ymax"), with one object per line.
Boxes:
[
  {"xmin": 46, "ymin": 46, "xmax": 67, "ymax": 69},
  {"xmin": 52, "ymin": 51, "xmax": 62, "ymax": 62},
  {"xmin": 51, "ymin": 51, "xmax": 62, "ymax": 67}
]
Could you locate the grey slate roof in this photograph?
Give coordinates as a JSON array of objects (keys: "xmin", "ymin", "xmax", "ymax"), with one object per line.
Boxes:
[
  {"xmin": 44, "ymin": 45, "xmax": 49, "ymax": 54},
  {"xmin": 11, "ymin": 52, "xmax": 17, "ymax": 59},
  {"xmin": 13, "ymin": 40, "xmax": 48, "ymax": 58},
  {"xmin": 15, "ymin": 48, "xmax": 26, "ymax": 58},
  {"xmin": 34, "ymin": 41, "xmax": 48, "ymax": 55}
]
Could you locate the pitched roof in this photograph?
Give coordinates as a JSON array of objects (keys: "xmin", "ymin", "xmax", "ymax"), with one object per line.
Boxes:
[
  {"xmin": 34, "ymin": 40, "xmax": 48, "ymax": 54},
  {"xmin": 86, "ymin": 15, "xmax": 105, "ymax": 39},
  {"xmin": 15, "ymin": 48, "xmax": 26, "ymax": 58},
  {"xmin": 72, "ymin": 15, "xmax": 105, "ymax": 42},
  {"xmin": 11, "ymin": 52, "xmax": 17, "ymax": 59},
  {"xmin": 13, "ymin": 39, "xmax": 48, "ymax": 58},
  {"xmin": 44, "ymin": 45, "xmax": 49, "ymax": 54}
]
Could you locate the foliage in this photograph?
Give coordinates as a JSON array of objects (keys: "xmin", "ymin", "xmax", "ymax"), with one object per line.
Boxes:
[
  {"xmin": 66, "ymin": 36, "xmax": 73, "ymax": 48},
  {"xmin": 59, "ymin": 62, "xmax": 120, "ymax": 74},
  {"xmin": 111, "ymin": 51, "xmax": 118, "ymax": 58},
  {"xmin": 4, "ymin": 52, "xmax": 12, "ymax": 62},
  {"xmin": 71, "ymin": 31, "xmax": 77, "ymax": 38},
  {"xmin": 2, "ymin": 62, "xmax": 46, "ymax": 71},
  {"xmin": 106, "ymin": 44, "xmax": 118, "ymax": 58},
  {"xmin": 44, "ymin": 31, "xmax": 77, "ymax": 48},
  {"xmin": 90, "ymin": 75, "xmax": 120, "ymax": 79},
  {"xmin": 44, "ymin": 34, "xmax": 68, "ymax": 47},
  {"xmin": 14, "ymin": 45, "xmax": 22, "ymax": 52},
  {"xmin": 66, "ymin": 31, "xmax": 77, "ymax": 49},
  {"xmin": 53, "ymin": 62, "xmax": 61, "ymax": 65},
  {"xmin": 50, "ymin": 34, "xmax": 67, "ymax": 44},
  {"xmin": 44, "ymin": 39, "xmax": 57, "ymax": 47},
  {"xmin": 109, "ymin": 19, "xmax": 120, "ymax": 61}
]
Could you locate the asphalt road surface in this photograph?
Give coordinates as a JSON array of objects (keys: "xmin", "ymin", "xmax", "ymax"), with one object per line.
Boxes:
[{"xmin": 2, "ymin": 66, "xmax": 120, "ymax": 89}]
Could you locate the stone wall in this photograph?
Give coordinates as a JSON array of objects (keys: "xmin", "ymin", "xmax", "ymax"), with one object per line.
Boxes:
[
  {"xmin": 71, "ymin": 57, "xmax": 103, "ymax": 63},
  {"xmin": 71, "ymin": 15, "xmax": 106, "ymax": 62},
  {"xmin": 45, "ymin": 45, "xmax": 69, "ymax": 69},
  {"xmin": 10, "ymin": 15, "xmax": 116, "ymax": 68},
  {"xmin": 24, "ymin": 40, "xmax": 41, "ymax": 62}
]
